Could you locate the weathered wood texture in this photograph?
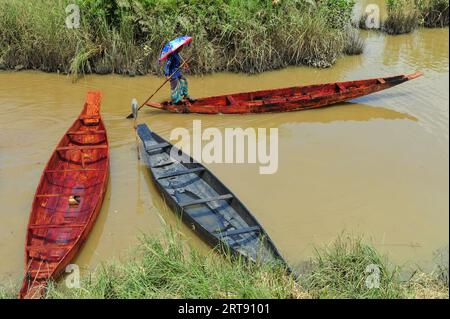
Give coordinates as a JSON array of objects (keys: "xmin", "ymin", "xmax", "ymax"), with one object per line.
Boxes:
[{"xmin": 19, "ymin": 92, "xmax": 109, "ymax": 299}]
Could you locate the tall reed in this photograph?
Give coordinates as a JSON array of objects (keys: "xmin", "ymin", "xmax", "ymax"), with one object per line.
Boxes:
[{"xmin": 383, "ymin": 0, "xmax": 420, "ymax": 34}]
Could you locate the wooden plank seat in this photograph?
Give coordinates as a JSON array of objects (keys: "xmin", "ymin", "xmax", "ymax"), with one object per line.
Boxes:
[
  {"xmin": 151, "ymin": 160, "xmax": 176, "ymax": 168},
  {"xmin": 180, "ymin": 194, "xmax": 233, "ymax": 208},
  {"xmin": 215, "ymin": 225, "xmax": 260, "ymax": 238},
  {"xmin": 67, "ymin": 130, "xmax": 106, "ymax": 135},
  {"xmin": 26, "ymin": 244, "xmax": 71, "ymax": 252},
  {"xmin": 157, "ymin": 167, "xmax": 205, "ymax": 180},
  {"xmin": 29, "ymin": 223, "xmax": 85, "ymax": 229},
  {"xmin": 336, "ymin": 83, "xmax": 347, "ymax": 92},
  {"xmin": 56, "ymin": 145, "xmax": 107, "ymax": 151},
  {"xmin": 144, "ymin": 142, "xmax": 171, "ymax": 152},
  {"xmin": 226, "ymin": 95, "xmax": 237, "ymax": 105},
  {"xmin": 45, "ymin": 168, "xmax": 106, "ymax": 173},
  {"xmin": 264, "ymin": 97, "xmax": 287, "ymax": 104},
  {"xmin": 27, "ymin": 269, "xmax": 54, "ymax": 278},
  {"xmin": 35, "ymin": 194, "xmax": 83, "ymax": 198}
]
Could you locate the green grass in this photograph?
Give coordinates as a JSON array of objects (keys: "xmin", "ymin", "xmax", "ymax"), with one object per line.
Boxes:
[
  {"xmin": 2, "ymin": 230, "xmax": 447, "ymax": 299},
  {"xmin": 343, "ymin": 27, "xmax": 365, "ymax": 55},
  {"xmin": 0, "ymin": 286, "xmax": 16, "ymax": 299},
  {"xmin": 305, "ymin": 235, "xmax": 405, "ymax": 298},
  {"xmin": 417, "ymin": 0, "xmax": 449, "ymax": 27},
  {"xmin": 46, "ymin": 229, "xmax": 301, "ymax": 299},
  {"xmin": 0, "ymin": 0, "xmax": 363, "ymax": 79},
  {"xmin": 383, "ymin": 0, "xmax": 420, "ymax": 35},
  {"xmin": 356, "ymin": 0, "xmax": 448, "ymax": 33}
]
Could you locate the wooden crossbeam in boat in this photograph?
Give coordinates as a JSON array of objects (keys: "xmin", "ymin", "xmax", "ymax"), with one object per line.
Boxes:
[
  {"xmin": 67, "ymin": 130, "xmax": 106, "ymax": 135},
  {"xmin": 180, "ymin": 194, "xmax": 233, "ymax": 207},
  {"xmin": 336, "ymin": 83, "xmax": 347, "ymax": 92},
  {"xmin": 144, "ymin": 142, "xmax": 171, "ymax": 152},
  {"xmin": 27, "ymin": 269, "xmax": 53, "ymax": 278},
  {"xmin": 57, "ymin": 145, "xmax": 107, "ymax": 151},
  {"xmin": 157, "ymin": 167, "xmax": 205, "ymax": 180},
  {"xmin": 29, "ymin": 223, "xmax": 85, "ymax": 229},
  {"xmin": 264, "ymin": 97, "xmax": 287, "ymax": 104},
  {"xmin": 45, "ymin": 168, "xmax": 105, "ymax": 173},
  {"xmin": 151, "ymin": 160, "xmax": 176, "ymax": 168},
  {"xmin": 216, "ymin": 225, "xmax": 260, "ymax": 238},
  {"xmin": 226, "ymin": 95, "xmax": 237, "ymax": 105},
  {"xmin": 36, "ymin": 194, "xmax": 82, "ymax": 198},
  {"xmin": 79, "ymin": 115, "xmax": 100, "ymax": 121},
  {"xmin": 377, "ymin": 78, "xmax": 386, "ymax": 84},
  {"xmin": 26, "ymin": 244, "xmax": 70, "ymax": 251}
]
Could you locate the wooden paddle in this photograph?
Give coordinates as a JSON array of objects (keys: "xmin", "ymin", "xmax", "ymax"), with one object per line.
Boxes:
[{"xmin": 126, "ymin": 59, "xmax": 188, "ymax": 119}]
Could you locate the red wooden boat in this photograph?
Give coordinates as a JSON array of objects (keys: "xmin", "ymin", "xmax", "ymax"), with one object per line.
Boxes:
[
  {"xmin": 145, "ymin": 72, "xmax": 422, "ymax": 114},
  {"xmin": 19, "ymin": 92, "xmax": 109, "ymax": 299}
]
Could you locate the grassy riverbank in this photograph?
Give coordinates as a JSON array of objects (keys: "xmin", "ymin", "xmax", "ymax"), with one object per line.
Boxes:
[
  {"xmin": 0, "ymin": 0, "xmax": 363, "ymax": 78},
  {"xmin": 375, "ymin": 0, "xmax": 449, "ymax": 34},
  {"xmin": 358, "ymin": 0, "xmax": 449, "ymax": 34},
  {"xmin": 384, "ymin": 0, "xmax": 421, "ymax": 34},
  {"xmin": 1, "ymin": 231, "xmax": 447, "ymax": 299}
]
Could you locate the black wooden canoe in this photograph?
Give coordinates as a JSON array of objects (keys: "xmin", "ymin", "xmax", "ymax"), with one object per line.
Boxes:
[{"xmin": 136, "ymin": 124, "xmax": 289, "ymax": 268}]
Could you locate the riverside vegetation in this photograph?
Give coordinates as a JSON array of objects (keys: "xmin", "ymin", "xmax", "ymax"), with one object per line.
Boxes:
[
  {"xmin": 0, "ymin": 230, "xmax": 448, "ymax": 299},
  {"xmin": 360, "ymin": 0, "xmax": 449, "ymax": 34},
  {"xmin": 0, "ymin": 0, "xmax": 364, "ymax": 78}
]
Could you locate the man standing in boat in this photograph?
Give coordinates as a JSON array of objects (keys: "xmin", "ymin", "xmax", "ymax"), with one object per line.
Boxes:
[{"xmin": 160, "ymin": 36, "xmax": 195, "ymax": 105}]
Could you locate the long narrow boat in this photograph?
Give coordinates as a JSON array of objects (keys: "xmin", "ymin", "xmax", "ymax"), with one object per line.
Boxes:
[
  {"xmin": 145, "ymin": 72, "xmax": 422, "ymax": 114},
  {"xmin": 19, "ymin": 92, "xmax": 109, "ymax": 299},
  {"xmin": 136, "ymin": 124, "xmax": 289, "ymax": 270}
]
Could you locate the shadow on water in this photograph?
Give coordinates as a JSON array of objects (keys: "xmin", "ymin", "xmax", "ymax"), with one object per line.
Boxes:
[
  {"xmin": 383, "ymin": 29, "xmax": 449, "ymax": 72},
  {"xmin": 137, "ymin": 158, "xmax": 212, "ymax": 255},
  {"xmin": 137, "ymin": 101, "xmax": 417, "ymax": 134}
]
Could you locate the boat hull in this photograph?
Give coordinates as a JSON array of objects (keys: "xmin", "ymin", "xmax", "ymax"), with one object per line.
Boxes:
[
  {"xmin": 136, "ymin": 124, "xmax": 288, "ymax": 268},
  {"xmin": 19, "ymin": 92, "xmax": 109, "ymax": 299},
  {"xmin": 145, "ymin": 72, "xmax": 422, "ymax": 114}
]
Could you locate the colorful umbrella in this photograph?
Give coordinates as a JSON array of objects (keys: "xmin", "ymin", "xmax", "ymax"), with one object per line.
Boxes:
[{"xmin": 159, "ymin": 36, "xmax": 192, "ymax": 62}]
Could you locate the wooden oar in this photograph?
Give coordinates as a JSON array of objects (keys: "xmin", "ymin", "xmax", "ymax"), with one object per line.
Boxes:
[{"xmin": 126, "ymin": 59, "xmax": 188, "ymax": 119}]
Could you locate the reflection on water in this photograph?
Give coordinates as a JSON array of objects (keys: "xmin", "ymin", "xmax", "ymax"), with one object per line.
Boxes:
[
  {"xmin": 383, "ymin": 29, "xmax": 449, "ymax": 72},
  {"xmin": 0, "ymin": 26, "xmax": 448, "ymax": 282},
  {"xmin": 143, "ymin": 102, "xmax": 417, "ymax": 129}
]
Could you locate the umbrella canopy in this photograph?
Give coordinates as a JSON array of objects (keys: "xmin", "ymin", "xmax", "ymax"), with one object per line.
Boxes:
[{"xmin": 159, "ymin": 36, "xmax": 192, "ymax": 62}]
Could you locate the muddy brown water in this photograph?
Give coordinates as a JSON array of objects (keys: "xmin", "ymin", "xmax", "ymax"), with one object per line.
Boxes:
[{"xmin": 0, "ymin": 27, "xmax": 448, "ymax": 284}]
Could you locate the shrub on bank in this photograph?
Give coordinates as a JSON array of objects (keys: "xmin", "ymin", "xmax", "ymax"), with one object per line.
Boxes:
[
  {"xmin": 383, "ymin": 0, "xmax": 420, "ymax": 34},
  {"xmin": 417, "ymin": 0, "xmax": 450, "ymax": 27},
  {"xmin": 357, "ymin": 0, "xmax": 449, "ymax": 34},
  {"xmin": 343, "ymin": 27, "xmax": 365, "ymax": 55},
  {"xmin": 0, "ymin": 0, "xmax": 363, "ymax": 78}
]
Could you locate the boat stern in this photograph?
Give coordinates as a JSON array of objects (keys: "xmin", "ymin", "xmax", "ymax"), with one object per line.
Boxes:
[
  {"xmin": 19, "ymin": 278, "xmax": 47, "ymax": 299},
  {"xmin": 406, "ymin": 71, "xmax": 423, "ymax": 80}
]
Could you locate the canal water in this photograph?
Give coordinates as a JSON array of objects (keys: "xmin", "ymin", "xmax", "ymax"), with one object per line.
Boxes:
[{"xmin": 0, "ymin": 26, "xmax": 448, "ymax": 282}]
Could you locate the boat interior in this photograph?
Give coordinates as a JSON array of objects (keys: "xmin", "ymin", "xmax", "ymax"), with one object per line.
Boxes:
[
  {"xmin": 24, "ymin": 103, "xmax": 108, "ymax": 282},
  {"xmin": 137, "ymin": 124, "xmax": 280, "ymax": 263}
]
